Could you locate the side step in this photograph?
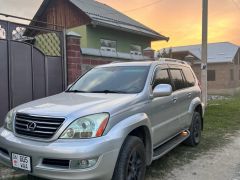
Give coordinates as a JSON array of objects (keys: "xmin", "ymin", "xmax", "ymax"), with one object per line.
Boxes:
[{"xmin": 152, "ymin": 130, "xmax": 190, "ymax": 161}]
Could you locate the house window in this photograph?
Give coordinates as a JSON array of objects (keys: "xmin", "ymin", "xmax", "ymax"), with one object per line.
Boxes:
[
  {"xmin": 207, "ymin": 70, "xmax": 216, "ymax": 81},
  {"xmin": 100, "ymin": 39, "xmax": 116, "ymax": 52},
  {"xmin": 230, "ymin": 69, "xmax": 234, "ymax": 81},
  {"xmin": 130, "ymin": 45, "xmax": 142, "ymax": 56}
]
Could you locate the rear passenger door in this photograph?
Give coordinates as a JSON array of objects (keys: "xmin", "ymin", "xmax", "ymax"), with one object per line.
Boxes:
[
  {"xmin": 168, "ymin": 67, "xmax": 188, "ymax": 131},
  {"xmin": 181, "ymin": 66, "xmax": 197, "ymax": 128}
]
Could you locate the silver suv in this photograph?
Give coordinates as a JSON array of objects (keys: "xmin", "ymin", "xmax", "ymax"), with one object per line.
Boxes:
[{"xmin": 0, "ymin": 59, "xmax": 204, "ymax": 180}]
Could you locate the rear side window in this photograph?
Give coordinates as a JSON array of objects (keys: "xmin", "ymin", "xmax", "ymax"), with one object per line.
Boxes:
[
  {"xmin": 170, "ymin": 69, "xmax": 185, "ymax": 91},
  {"xmin": 153, "ymin": 68, "xmax": 172, "ymax": 89},
  {"xmin": 182, "ymin": 67, "xmax": 196, "ymax": 87}
]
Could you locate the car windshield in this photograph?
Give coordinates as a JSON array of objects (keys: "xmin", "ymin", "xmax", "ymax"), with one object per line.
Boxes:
[{"xmin": 68, "ymin": 66, "xmax": 150, "ymax": 94}]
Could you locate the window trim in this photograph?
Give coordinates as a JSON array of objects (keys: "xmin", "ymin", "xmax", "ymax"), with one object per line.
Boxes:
[{"xmin": 150, "ymin": 64, "xmax": 196, "ymax": 93}]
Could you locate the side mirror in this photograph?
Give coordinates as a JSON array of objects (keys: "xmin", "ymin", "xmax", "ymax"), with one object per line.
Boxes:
[{"xmin": 153, "ymin": 84, "xmax": 172, "ymax": 98}]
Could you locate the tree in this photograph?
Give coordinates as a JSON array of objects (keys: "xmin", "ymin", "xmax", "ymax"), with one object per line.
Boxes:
[{"xmin": 158, "ymin": 48, "xmax": 173, "ymax": 58}]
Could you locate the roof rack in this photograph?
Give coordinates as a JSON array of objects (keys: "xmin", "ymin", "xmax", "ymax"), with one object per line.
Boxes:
[{"xmin": 159, "ymin": 58, "xmax": 188, "ymax": 65}]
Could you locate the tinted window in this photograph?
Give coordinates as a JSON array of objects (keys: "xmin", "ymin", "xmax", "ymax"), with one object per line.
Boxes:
[
  {"xmin": 153, "ymin": 68, "xmax": 172, "ymax": 89},
  {"xmin": 170, "ymin": 69, "xmax": 185, "ymax": 90},
  {"xmin": 69, "ymin": 66, "xmax": 150, "ymax": 94},
  {"xmin": 182, "ymin": 67, "xmax": 196, "ymax": 87}
]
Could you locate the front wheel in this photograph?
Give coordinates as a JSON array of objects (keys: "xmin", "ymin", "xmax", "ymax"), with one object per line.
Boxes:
[
  {"xmin": 112, "ymin": 136, "xmax": 146, "ymax": 180},
  {"xmin": 184, "ymin": 111, "xmax": 202, "ymax": 146}
]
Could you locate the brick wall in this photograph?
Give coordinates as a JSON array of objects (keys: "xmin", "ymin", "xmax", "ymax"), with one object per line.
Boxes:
[{"xmin": 66, "ymin": 34, "xmax": 82, "ymax": 84}]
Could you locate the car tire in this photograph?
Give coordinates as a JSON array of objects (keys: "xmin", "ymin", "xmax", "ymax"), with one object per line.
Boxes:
[
  {"xmin": 112, "ymin": 136, "xmax": 146, "ymax": 180},
  {"xmin": 184, "ymin": 111, "xmax": 202, "ymax": 146}
]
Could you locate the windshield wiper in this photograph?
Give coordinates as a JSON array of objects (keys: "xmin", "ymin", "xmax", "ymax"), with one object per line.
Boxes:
[
  {"xmin": 90, "ymin": 90, "xmax": 128, "ymax": 94},
  {"xmin": 65, "ymin": 90, "xmax": 89, "ymax": 93}
]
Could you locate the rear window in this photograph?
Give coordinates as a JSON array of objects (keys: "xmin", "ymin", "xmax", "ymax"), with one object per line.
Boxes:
[
  {"xmin": 169, "ymin": 69, "xmax": 186, "ymax": 91},
  {"xmin": 182, "ymin": 67, "xmax": 196, "ymax": 87}
]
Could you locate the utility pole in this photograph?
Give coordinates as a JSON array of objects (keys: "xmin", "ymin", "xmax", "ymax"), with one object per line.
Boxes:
[{"xmin": 201, "ymin": 0, "xmax": 208, "ymax": 107}]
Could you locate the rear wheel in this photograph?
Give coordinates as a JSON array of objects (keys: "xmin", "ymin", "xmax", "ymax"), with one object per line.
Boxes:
[
  {"xmin": 184, "ymin": 111, "xmax": 202, "ymax": 146},
  {"xmin": 112, "ymin": 136, "xmax": 146, "ymax": 180}
]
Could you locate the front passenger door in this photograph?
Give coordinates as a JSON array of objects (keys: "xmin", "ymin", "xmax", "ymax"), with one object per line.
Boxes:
[{"xmin": 150, "ymin": 66, "xmax": 179, "ymax": 147}]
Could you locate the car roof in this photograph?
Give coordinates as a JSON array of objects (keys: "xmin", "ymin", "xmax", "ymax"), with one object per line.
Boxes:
[{"xmin": 96, "ymin": 58, "xmax": 189, "ymax": 68}]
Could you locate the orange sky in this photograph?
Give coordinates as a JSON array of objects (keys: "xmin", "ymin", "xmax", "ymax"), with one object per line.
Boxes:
[
  {"xmin": 0, "ymin": 0, "xmax": 239, "ymax": 50},
  {"xmin": 98, "ymin": 0, "xmax": 240, "ymax": 50}
]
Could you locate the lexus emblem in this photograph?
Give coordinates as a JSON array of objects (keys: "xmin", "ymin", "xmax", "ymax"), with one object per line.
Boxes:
[{"xmin": 27, "ymin": 122, "xmax": 37, "ymax": 131}]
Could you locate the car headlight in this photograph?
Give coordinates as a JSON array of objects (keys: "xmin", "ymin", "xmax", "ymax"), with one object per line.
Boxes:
[
  {"xmin": 60, "ymin": 113, "xmax": 109, "ymax": 139},
  {"xmin": 4, "ymin": 110, "xmax": 15, "ymax": 131}
]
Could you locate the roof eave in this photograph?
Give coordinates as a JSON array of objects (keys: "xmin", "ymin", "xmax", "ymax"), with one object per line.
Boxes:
[
  {"xmin": 91, "ymin": 21, "xmax": 169, "ymax": 41},
  {"xmin": 31, "ymin": 0, "xmax": 52, "ymax": 25}
]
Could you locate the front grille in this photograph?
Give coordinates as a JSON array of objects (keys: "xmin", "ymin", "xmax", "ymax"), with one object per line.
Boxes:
[
  {"xmin": 15, "ymin": 113, "xmax": 65, "ymax": 139},
  {"xmin": 42, "ymin": 158, "xmax": 70, "ymax": 168}
]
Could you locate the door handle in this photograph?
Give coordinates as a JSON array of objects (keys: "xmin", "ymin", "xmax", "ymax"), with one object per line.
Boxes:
[
  {"xmin": 187, "ymin": 93, "xmax": 192, "ymax": 98},
  {"xmin": 172, "ymin": 97, "xmax": 177, "ymax": 103}
]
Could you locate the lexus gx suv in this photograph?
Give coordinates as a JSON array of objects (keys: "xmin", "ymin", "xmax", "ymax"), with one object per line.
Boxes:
[{"xmin": 0, "ymin": 59, "xmax": 204, "ymax": 180}]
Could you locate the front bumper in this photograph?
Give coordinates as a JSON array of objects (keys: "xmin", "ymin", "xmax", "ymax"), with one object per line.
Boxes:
[{"xmin": 0, "ymin": 128, "xmax": 122, "ymax": 180}]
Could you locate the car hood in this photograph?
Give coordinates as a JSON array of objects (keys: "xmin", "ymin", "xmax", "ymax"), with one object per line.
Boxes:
[{"xmin": 15, "ymin": 92, "xmax": 139, "ymax": 118}]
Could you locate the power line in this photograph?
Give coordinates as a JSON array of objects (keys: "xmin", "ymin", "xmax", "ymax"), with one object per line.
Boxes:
[
  {"xmin": 123, "ymin": 0, "xmax": 166, "ymax": 13},
  {"xmin": 231, "ymin": 0, "xmax": 240, "ymax": 11}
]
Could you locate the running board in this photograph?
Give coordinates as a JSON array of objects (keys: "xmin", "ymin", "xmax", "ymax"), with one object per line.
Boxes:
[{"xmin": 152, "ymin": 130, "xmax": 190, "ymax": 161}]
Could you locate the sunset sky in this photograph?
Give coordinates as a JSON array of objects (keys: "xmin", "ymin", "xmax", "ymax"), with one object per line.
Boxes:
[{"xmin": 0, "ymin": 0, "xmax": 240, "ymax": 50}]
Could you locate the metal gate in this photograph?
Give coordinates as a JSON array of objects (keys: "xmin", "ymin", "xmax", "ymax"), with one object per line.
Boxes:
[{"xmin": 0, "ymin": 16, "xmax": 66, "ymax": 125}]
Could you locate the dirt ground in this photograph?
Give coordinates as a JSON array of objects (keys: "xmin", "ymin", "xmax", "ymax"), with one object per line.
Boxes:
[{"xmin": 146, "ymin": 132, "xmax": 240, "ymax": 180}]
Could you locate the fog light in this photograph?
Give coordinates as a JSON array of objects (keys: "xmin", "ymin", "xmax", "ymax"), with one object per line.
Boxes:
[{"xmin": 70, "ymin": 158, "xmax": 98, "ymax": 169}]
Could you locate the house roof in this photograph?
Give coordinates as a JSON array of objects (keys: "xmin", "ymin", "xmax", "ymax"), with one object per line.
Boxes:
[
  {"xmin": 32, "ymin": 0, "xmax": 169, "ymax": 41},
  {"xmin": 161, "ymin": 42, "xmax": 239, "ymax": 63}
]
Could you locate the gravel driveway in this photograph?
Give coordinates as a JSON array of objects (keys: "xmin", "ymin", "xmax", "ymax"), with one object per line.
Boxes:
[{"xmin": 146, "ymin": 132, "xmax": 240, "ymax": 180}]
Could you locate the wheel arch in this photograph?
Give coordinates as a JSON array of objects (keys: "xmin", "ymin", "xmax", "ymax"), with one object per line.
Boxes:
[
  {"xmin": 188, "ymin": 97, "xmax": 204, "ymax": 130},
  {"xmin": 128, "ymin": 126, "xmax": 153, "ymax": 165},
  {"xmin": 108, "ymin": 113, "xmax": 153, "ymax": 166}
]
